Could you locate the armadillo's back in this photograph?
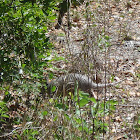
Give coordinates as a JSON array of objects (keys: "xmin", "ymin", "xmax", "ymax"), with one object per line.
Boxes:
[
  {"xmin": 47, "ymin": 73, "xmax": 95, "ymax": 96},
  {"xmin": 47, "ymin": 73, "xmax": 120, "ymax": 96}
]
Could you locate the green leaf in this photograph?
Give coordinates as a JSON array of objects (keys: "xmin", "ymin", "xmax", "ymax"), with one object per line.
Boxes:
[
  {"xmin": 22, "ymin": 64, "xmax": 26, "ymax": 68},
  {"xmin": 42, "ymin": 111, "xmax": 48, "ymax": 116},
  {"xmin": 89, "ymin": 97, "xmax": 96, "ymax": 103},
  {"xmin": 64, "ymin": 114, "xmax": 70, "ymax": 121},
  {"xmin": 53, "ymin": 116, "xmax": 58, "ymax": 122},
  {"xmin": 51, "ymin": 86, "xmax": 56, "ymax": 92},
  {"xmin": 78, "ymin": 126, "xmax": 83, "ymax": 131},
  {"xmin": 55, "ymin": 103, "xmax": 68, "ymax": 111},
  {"xmin": 106, "ymin": 100, "xmax": 118, "ymax": 105},
  {"xmin": 80, "ymin": 92, "xmax": 89, "ymax": 97},
  {"xmin": 47, "ymin": 16, "xmax": 56, "ymax": 20},
  {"xmin": 74, "ymin": 118, "xmax": 82, "ymax": 124},
  {"xmin": 110, "ymin": 75, "xmax": 115, "ymax": 82},
  {"xmin": 49, "ymin": 98, "xmax": 54, "ymax": 103},
  {"xmin": 104, "ymin": 35, "xmax": 110, "ymax": 40},
  {"xmin": 1, "ymin": 114, "xmax": 9, "ymax": 118},
  {"xmin": 138, "ymin": 120, "xmax": 140, "ymax": 125},
  {"xmin": 31, "ymin": 130, "xmax": 39, "ymax": 136},
  {"xmin": 78, "ymin": 98, "xmax": 89, "ymax": 107},
  {"xmin": 0, "ymin": 101, "xmax": 6, "ymax": 106}
]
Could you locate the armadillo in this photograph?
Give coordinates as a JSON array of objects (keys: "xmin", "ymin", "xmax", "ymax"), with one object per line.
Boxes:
[{"xmin": 46, "ymin": 73, "xmax": 121, "ymax": 97}]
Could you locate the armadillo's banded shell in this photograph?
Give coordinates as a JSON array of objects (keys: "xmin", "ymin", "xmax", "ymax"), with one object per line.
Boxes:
[{"xmin": 46, "ymin": 73, "xmax": 119, "ymax": 96}]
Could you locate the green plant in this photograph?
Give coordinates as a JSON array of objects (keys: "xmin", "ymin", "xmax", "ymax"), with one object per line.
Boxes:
[
  {"xmin": 0, "ymin": 0, "xmax": 54, "ymax": 83},
  {"xmin": 0, "ymin": 100, "xmax": 9, "ymax": 133},
  {"xmin": 0, "ymin": 0, "xmax": 58, "ymax": 138},
  {"xmin": 48, "ymin": 90, "xmax": 118, "ymax": 139}
]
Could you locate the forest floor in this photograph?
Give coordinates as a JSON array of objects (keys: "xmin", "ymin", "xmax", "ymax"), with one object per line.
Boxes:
[{"xmin": 47, "ymin": 0, "xmax": 140, "ymax": 139}]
